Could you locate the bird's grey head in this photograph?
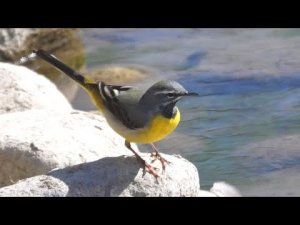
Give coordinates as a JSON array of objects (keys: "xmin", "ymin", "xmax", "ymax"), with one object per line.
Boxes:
[{"xmin": 139, "ymin": 80, "xmax": 198, "ymax": 118}]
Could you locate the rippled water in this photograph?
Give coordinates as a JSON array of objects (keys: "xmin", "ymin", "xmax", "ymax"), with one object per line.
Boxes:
[{"xmin": 75, "ymin": 29, "xmax": 300, "ymax": 196}]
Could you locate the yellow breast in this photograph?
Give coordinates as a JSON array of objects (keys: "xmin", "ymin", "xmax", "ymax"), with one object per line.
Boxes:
[{"xmin": 122, "ymin": 109, "xmax": 181, "ymax": 144}]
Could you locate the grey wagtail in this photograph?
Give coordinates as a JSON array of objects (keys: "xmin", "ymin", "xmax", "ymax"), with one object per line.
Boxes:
[{"xmin": 18, "ymin": 49, "xmax": 199, "ymax": 178}]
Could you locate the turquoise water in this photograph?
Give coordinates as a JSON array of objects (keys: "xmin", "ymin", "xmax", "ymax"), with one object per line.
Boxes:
[{"xmin": 76, "ymin": 29, "xmax": 300, "ymax": 196}]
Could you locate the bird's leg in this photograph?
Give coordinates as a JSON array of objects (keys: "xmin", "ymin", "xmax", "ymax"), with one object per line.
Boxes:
[
  {"xmin": 150, "ymin": 143, "xmax": 171, "ymax": 170},
  {"xmin": 125, "ymin": 140, "xmax": 159, "ymax": 179}
]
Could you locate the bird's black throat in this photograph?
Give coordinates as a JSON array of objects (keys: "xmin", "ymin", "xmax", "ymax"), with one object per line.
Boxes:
[{"xmin": 160, "ymin": 101, "xmax": 178, "ymax": 119}]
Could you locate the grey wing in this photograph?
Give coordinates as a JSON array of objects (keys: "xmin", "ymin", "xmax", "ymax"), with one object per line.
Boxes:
[{"xmin": 98, "ymin": 82, "xmax": 147, "ymax": 129}]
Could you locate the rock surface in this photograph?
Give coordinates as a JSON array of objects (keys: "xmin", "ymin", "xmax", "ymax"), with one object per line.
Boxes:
[
  {"xmin": 210, "ymin": 182, "xmax": 241, "ymax": 197},
  {"xmin": 0, "ymin": 62, "xmax": 72, "ymax": 114},
  {"xmin": 0, "ymin": 154, "xmax": 200, "ymax": 197},
  {"xmin": 0, "ymin": 110, "xmax": 130, "ymax": 187},
  {"xmin": 198, "ymin": 190, "xmax": 217, "ymax": 197},
  {"xmin": 0, "ymin": 175, "xmax": 68, "ymax": 197}
]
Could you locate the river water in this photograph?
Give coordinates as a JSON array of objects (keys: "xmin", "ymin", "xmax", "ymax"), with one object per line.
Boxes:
[{"xmin": 75, "ymin": 28, "xmax": 300, "ymax": 196}]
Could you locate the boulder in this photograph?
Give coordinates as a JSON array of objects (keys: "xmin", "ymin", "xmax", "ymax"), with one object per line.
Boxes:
[
  {"xmin": 0, "ymin": 154, "xmax": 200, "ymax": 197},
  {"xmin": 0, "ymin": 62, "xmax": 72, "ymax": 114},
  {"xmin": 210, "ymin": 182, "xmax": 241, "ymax": 197},
  {"xmin": 197, "ymin": 182, "xmax": 241, "ymax": 197},
  {"xmin": 198, "ymin": 190, "xmax": 217, "ymax": 197},
  {"xmin": 0, "ymin": 110, "xmax": 130, "ymax": 187},
  {"xmin": 0, "ymin": 175, "xmax": 68, "ymax": 197}
]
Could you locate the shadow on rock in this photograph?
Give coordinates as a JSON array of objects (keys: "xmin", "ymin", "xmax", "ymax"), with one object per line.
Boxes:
[{"xmin": 48, "ymin": 155, "xmax": 141, "ymax": 197}]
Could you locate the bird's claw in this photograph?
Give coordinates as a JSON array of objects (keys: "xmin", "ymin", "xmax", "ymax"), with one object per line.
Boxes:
[
  {"xmin": 142, "ymin": 161, "xmax": 160, "ymax": 179},
  {"xmin": 150, "ymin": 151, "xmax": 171, "ymax": 170}
]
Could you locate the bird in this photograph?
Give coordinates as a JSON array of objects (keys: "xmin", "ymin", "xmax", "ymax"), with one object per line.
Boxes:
[{"xmin": 19, "ymin": 49, "xmax": 199, "ymax": 179}]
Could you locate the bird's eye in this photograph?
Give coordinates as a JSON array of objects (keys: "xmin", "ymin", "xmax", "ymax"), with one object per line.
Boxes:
[{"xmin": 167, "ymin": 93, "xmax": 174, "ymax": 98}]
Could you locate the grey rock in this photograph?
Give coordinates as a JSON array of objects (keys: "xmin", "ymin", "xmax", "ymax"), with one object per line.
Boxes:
[
  {"xmin": 198, "ymin": 190, "xmax": 217, "ymax": 197},
  {"xmin": 0, "ymin": 62, "xmax": 72, "ymax": 114},
  {"xmin": 210, "ymin": 181, "xmax": 241, "ymax": 197},
  {"xmin": 0, "ymin": 175, "xmax": 68, "ymax": 197},
  {"xmin": 0, "ymin": 110, "xmax": 130, "ymax": 187},
  {"xmin": 0, "ymin": 153, "xmax": 200, "ymax": 197}
]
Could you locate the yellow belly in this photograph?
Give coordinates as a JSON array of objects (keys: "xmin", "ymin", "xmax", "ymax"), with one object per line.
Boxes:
[{"xmin": 121, "ymin": 110, "xmax": 181, "ymax": 144}]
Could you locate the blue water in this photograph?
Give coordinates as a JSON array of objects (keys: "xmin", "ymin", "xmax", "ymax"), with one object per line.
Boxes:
[
  {"xmin": 77, "ymin": 29, "xmax": 300, "ymax": 196},
  {"xmin": 177, "ymin": 74, "xmax": 300, "ymax": 187}
]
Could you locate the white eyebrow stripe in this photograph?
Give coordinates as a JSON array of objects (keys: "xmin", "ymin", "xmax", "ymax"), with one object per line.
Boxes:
[{"xmin": 154, "ymin": 90, "xmax": 177, "ymax": 96}]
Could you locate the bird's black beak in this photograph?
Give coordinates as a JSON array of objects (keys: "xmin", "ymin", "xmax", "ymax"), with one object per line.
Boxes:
[
  {"xmin": 175, "ymin": 92, "xmax": 199, "ymax": 98},
  {"xmin": 185, "ymin": 92, "xmax": 199, "ymax": 96}
]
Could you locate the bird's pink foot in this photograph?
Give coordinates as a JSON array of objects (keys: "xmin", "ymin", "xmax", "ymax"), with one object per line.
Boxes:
[
  {"xmin": 150, "ymin": 143, "xmax": 171, "ymax": 170},
  {"xmin": 125, "ymin": 140, "xmax": 159, "ymax": 179}
]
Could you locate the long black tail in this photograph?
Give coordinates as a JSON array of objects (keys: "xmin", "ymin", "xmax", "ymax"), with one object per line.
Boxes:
[{"xmin": 32, "ymin": 49, "xmax": 87, "ymax": 87}]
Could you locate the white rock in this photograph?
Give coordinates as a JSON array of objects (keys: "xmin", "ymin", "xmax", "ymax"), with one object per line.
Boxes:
[
  {"xmin": 0, "ymin": 175, "xmax": 68, "ymax": 197},
  {"xmin": 0, "ymin": 110, "xmax": 130, "ymax": 187},
  {"xmin": 0, "ymin": 63, "xmax": 72, "ymax": 114},
  {"xmin": 0, "ymin": 153, "xmax": 200, "ymax": 197},
  {"xmin": 198, "ymin": 190, "xmax": 217, "ymax": 197},
  {"xmin": 210, "ymin": 181, "xmax": 241, "ymax": 197}
]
